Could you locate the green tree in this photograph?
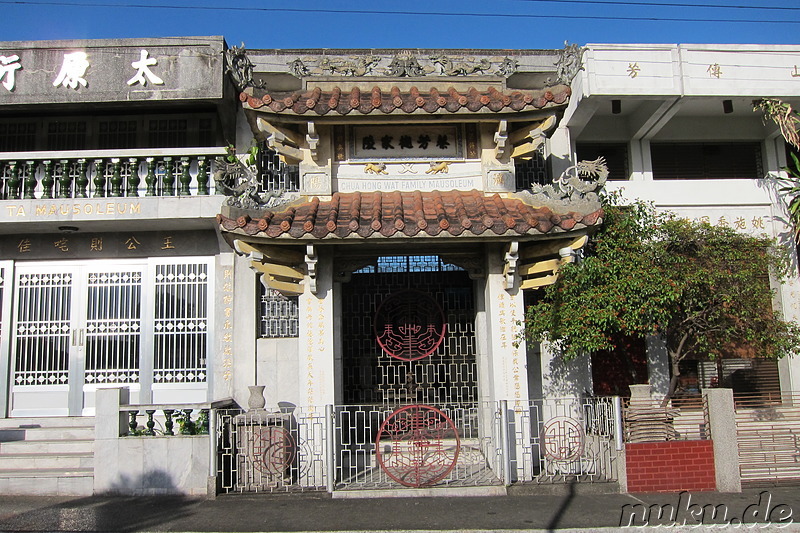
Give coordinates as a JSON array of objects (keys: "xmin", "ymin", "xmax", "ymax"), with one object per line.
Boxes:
[{"xmin": 524, "ymin": 198, "xmax": 800, "ymax": 403}]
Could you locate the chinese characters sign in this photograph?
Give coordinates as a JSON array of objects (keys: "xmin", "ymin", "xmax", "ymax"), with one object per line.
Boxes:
[
  {"xmin": 349, "ymin": 125, "xmax": 462, "ymax": 160},
  {"xmin": 0, "ymin": 38, "xmax": 223, "ymax": 104},
  {"xmin": 1, "ymin": 230, "xmax": 218, "ymax": 260}
]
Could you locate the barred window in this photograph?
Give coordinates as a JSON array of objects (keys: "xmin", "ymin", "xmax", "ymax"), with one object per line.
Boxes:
[
  {"xmin": 259, "ymin": 146, "xmax": 300, "ymax": 192},
  {"xmin": 259, "ymin": 285, "xmax": 299, "ymax": 338},
  {"xmin": 514, "ymin": 144, "xmax": 549, "ymax": 190},
  {"xmin": 577, "ymin": 142, "xmax": 629, "ymax": 181}
]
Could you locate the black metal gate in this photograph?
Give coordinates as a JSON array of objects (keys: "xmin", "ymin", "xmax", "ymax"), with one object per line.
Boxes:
[{"xmin": 341, "ymin": 255, "xmax": 478, "ymax": 406}]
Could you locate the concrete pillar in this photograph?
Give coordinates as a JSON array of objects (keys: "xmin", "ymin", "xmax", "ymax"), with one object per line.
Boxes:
[
  {"xmin": 94, "ymin": 387, "xmax": 129, "ymax": 494},
  {"xmin": 703, "ymin": 388, "xmax": 742, "ymax": 493}
]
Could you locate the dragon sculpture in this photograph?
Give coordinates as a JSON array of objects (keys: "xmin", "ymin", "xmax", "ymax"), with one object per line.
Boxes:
[{"xmin": 516, "ymin": 157, "xmax": 608, "ymax": 213}]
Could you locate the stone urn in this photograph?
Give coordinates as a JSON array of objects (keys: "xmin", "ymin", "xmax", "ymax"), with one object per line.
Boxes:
[{"xmin": 247, "ymin": 385, "xmax": 266, "ymax": 411}]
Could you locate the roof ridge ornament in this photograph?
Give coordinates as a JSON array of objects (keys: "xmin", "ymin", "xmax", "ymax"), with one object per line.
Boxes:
[
  {"xmin": 552, "ymin": 41, "xmax": 586, "ymax": 86},
  {"xmin": 225, "ymin": 43, "xmax": 264, "ymax": 91}
]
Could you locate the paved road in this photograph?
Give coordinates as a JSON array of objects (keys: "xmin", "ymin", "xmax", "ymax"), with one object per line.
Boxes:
[{"xmin": 0, "ymin": 486, "xmax": 799, "ymax": 532}]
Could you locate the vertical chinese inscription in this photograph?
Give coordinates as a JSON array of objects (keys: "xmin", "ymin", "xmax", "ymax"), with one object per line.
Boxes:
[{"xmin": 221, "ymin": 268, "xmax": 234, "ymax": 381}]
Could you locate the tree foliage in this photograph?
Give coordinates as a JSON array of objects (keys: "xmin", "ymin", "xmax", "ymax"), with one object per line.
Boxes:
[{"xmin": 524, "ymin": 197, "xmax": 800, "ymax": 400}]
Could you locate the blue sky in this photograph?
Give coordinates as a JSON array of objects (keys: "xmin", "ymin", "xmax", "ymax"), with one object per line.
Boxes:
[{"xmin": 2, "ymin": 0, "xmax": 799, "ymax": 49}]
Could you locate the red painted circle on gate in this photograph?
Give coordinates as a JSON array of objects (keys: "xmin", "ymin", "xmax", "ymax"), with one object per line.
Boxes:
[
  {"xmin": 375, "ymin": 404, "xmax": 460, "ymax": 488},
  {"xmin": 374, "ymin": 289, "xmax": 446, "ymax": 361}
]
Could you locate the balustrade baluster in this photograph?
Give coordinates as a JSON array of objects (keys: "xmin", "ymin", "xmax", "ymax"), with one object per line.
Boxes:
[
  {"xmin": 163, "ymin": 409, "xmax": 175, "ymax": 436},
  {"xmin": 41, "ymin": 160, "xmax": 54, "ymax": 199},
  {"xmin": 179, "ymin": 157, "xmax": 191, "ymax": 196},
  {"xmin": 145, "ymin": 158, "xmax": 157, "ymax": 196},
  {"xmin": 145, "ymin": 410, "xmax": 156, "ymax": 436},
  {"xmin": 57, "ymin": 160, "xmax": 72, "ymax": 198},
  {"xmin": 110, "ymin": 158, "xmax": 123, "ymax": 197},
  {"xmin": 75, "ymin": 159, "xmax": 89, "ymax": 198},
  {"xmin": 128, "ymin": 411, "xmax": 139, "ymax": 435},
  {"xmin": 127, "ymin": 158, "xmax": 140, "ymax": 197},
  {"xmin": 23, "ymin": 161, "xmax": 36, "ymax": 199},
  {"xmin": 181, "ymin": 409, "xmax": 194, "ymax": 435},
  {"xmin": 162, "ymin": 157, "xmax": 175, "ymax": 196},
  {"xmin": 196, "ymin": 157, "xmax": 209, "ymax": 195},
  {"xmin": 7, "ymin": 161, "xmax": 20, "ymax": 199},
  {"xmin": 93, "ymin": 159, "xmax": 106, "ymax": 198},
  {"xmin": 200, "ymin": 409, "xmax": 210, "ymax": 434}
]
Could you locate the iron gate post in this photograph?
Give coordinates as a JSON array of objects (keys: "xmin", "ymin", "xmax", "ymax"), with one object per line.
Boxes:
[
  {"xmin": 325, "ymin": 404, "xmax": 335, "ymax": 493},
  {"xmin": 500, "ymin": 400, "xmax": 512, "ymax": 486},
  {"xmin": 613, "ymin": 396, "xmax": 624, "ymax": 451}
]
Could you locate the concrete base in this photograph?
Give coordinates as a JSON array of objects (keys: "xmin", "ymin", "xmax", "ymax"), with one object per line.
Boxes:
[
  {"xmin": 331, "ymin": 485, "xmax": 507, "ymax": 499},
  {"xmin": 507, "ymin": 481, "xmax": 620, "ymax": 496}
]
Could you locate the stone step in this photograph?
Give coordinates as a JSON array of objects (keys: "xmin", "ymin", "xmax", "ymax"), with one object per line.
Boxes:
[
  {"xmin": 0, "ymin": 416, "xmax": 94, "ymax": 429},
  {"xmin": 0, "ymin": 439, "xmax": 94, "ymax": 455},
  {"xmin": 0, "ymin": 469, "xmax": 93, "ymax": 496},
  {"xmin": 0, "ymin": 425, "xmax": 95, "ymax": 442},
  {"xmin": 0, "ymin": 452, "xmax": 94, "ymax": 470}
]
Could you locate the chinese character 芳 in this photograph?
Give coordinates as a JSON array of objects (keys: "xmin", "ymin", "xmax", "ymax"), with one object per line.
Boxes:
[
  {"xmin": 161, "ymin": 236, "xmax": 175, "ymax": 250},
  {"xmin": 399, "ymin": 135, "xmax": 413, "ymax": 149},
  {"xmin": 90, "ymin": 237, "xmax": 103, "ymax": 251},
  {"xmin": 436, "ymin": 134, "xmax": 449, "ymax": 149},
  {"xmin": 362, "ymin": 135, "xmax": 376, "ymax": 150},
  {"xmin": 53, "ymin": 51, "xmax": 89, "ymax": 90},
  {"xmin": 627, "ymin": 62, "xmax": 640, "ymax": 78},
  {"xmin": 17, "ymin": 238, "xmax": 31, "ymax": 253},
  {"xmin": 381, "ymin": 135, "xmax": 394, "ymax": 150},
  {"xmin": 127, "ymin": 49, "xmax": 164, "ymax": 87},
  {"xmin": 707, "ymin": 63, "xmax": 722, "ymax": 78},
  {"xmin": 54, "ymin": 237, "xmax": 69, "ymax": 252},
  {"xmin": 0, "ymin": 55, "xmax": 22, "ymax": 92},
  {"xmin": 417, "ymin": 134, "xmax": 431, "ymax": 149},
  {"xmin": 125, "ymin": 236, "xmax": 141, "ymax": 250}
]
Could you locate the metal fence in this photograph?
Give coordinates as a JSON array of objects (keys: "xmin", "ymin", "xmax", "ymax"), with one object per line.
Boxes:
[
  {"xmin": 216, "ymin": 397, "xmax": 622, "ymax": 493},
  {"xmin": 509, "ymin": 397, "xmax": 620, "ymax": 484}
]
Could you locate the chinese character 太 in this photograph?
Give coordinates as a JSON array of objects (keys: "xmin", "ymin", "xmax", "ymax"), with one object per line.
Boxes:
[{"xmin": 127, "ymin": 49, "xmax": 164, "ymax": 87}]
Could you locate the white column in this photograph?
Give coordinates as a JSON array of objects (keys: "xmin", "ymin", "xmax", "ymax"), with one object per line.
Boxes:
[{"xmin": 298, "ymin": 255, "xmax": 335, "ymax": 408}]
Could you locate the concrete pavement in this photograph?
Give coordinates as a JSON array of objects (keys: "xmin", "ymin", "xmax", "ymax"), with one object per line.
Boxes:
[{"xmin": 0, "ymin": 485, "xmax": 799, "ymax": 532}]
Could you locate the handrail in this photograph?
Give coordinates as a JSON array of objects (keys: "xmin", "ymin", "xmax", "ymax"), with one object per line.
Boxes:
[{"xmin": 0, "ymin": 147, "xmax": 228, "ymax": 161}]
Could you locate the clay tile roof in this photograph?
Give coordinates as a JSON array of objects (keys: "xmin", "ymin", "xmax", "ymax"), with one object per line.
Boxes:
[
  {"xmin": 240, "ymin": 85, "xmax": 571, "ymax": 116},
  {"xmin": 217, "ymin": 190, "xmax": 602, "ymax": 240}
]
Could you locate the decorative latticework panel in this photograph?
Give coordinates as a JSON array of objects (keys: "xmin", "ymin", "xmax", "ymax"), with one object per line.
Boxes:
[
  {"xmin": 85, "ymin": 270, "xmax": 142, "ymax": 384},
  {"xmin": 153, "ymin": 262, "xmax": 209, "ymax": 383},
  {"xmin": 259, "ymin": 286, "xmax": 299, "ymax": 338},
  {"xmin": 259, "ymin": 146, "xmax": 300, "ymax": 193},
  {"xmin": 514, "ymin": 145, "xmax": 549, "ymax": 190},
  {"xmin": 14, "ymin": 272, "xmax": 73, "ymax": 385},
  {"xmin": 342, "ymin": 255, "xmax": 477, "ymax": 406}
]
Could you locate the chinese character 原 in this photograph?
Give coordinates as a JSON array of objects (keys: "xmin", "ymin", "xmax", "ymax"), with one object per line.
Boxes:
[{"xmin": 53, "ymin": 52, "xmax": 89, "ymax": 90}]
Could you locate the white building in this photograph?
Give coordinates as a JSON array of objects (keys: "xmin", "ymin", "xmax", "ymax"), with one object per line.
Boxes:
[{"xmin": 0, "ymin": 39, "xmax": 797, "ymax": 496}]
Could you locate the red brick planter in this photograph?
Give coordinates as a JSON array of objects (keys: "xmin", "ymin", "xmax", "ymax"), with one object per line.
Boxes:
[{"xmin": 626, "ymin": 440, "xmax": 716, "ymax": 492}]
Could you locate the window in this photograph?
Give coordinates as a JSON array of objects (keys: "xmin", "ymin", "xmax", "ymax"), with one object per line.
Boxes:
[
  {"xmin": 514, "ymin": 145, "xmax": 549, "ymax": 189},
  {"xmin": 259, "ymin": 285, "xmax": 299, "ymax": 338},
  {"xmin": 577, "ymin": 142, "xmax": 629, "ymax": 181},
  {"xmin": 0, "ymin": 112, "xmax": 219, "ymax": 152},
  {"xmin": 0, "ymin": 122, "xmax": 36, "ymax": 152},
  {"xmin": 651, "ymin": 142, "xmax": 762, "ymax": 180},
  {"xmin": 259, "ymin": 146, "xmax": 300, "ymax": 192}
]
